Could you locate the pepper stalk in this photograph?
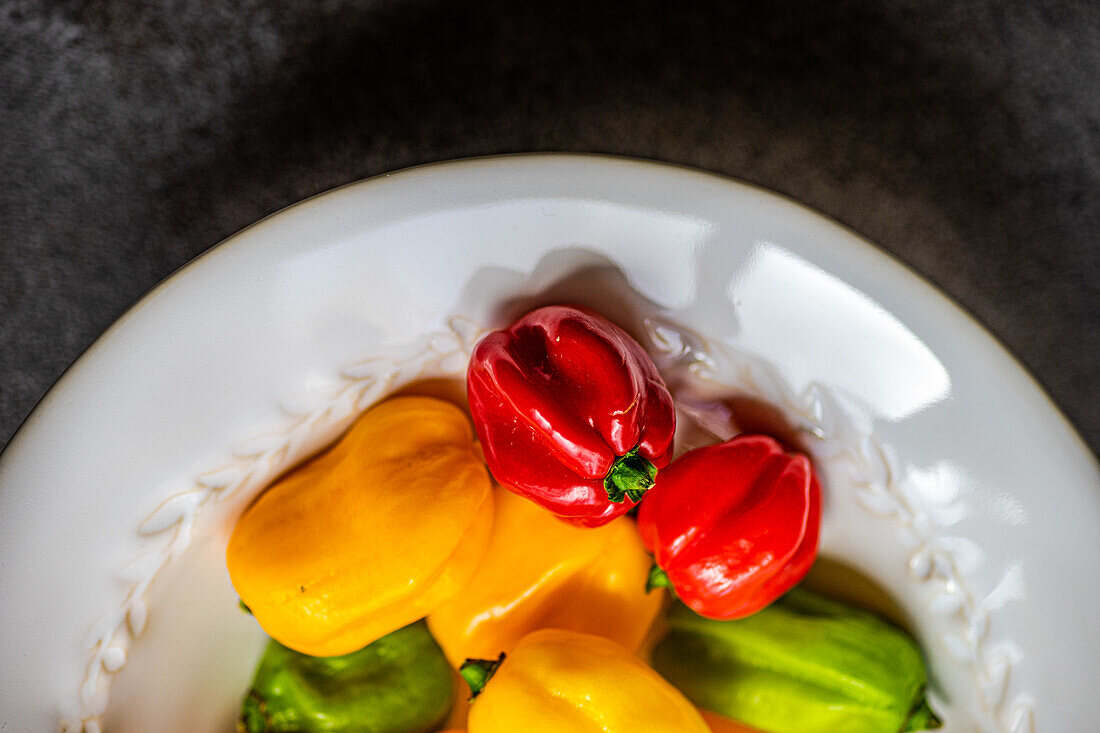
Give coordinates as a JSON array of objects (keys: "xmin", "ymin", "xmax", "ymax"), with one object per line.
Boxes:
[
  {"xmin": 604, "ymin": 448, "xmax": 658, "ymax": 503},
  {"xmin": 646, "ymin": 564, "xmax": 673, "ymax": 593},
  {"xmin": 460, "ymin": 653, "xmax": 506, "ymax": 700}
]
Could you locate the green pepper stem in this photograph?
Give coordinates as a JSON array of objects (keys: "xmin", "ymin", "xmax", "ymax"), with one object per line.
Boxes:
[
  {"xmin": 646, "ymin": 564, "xmax": 673, "ymax": 593},
  {"xmin": 901, "ymin": 697, "xmax": 943, "ymax": 731},
  {"xmin": 604, "ymin": 448, "xmax": 657, "ymax": 504},
  {"xmin": 460, "ymin": 653, "xmax": 506, "ymax": 700}
]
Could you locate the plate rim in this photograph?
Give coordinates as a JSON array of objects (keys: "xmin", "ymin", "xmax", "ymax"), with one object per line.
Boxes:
[
  {"xmin": 3, "ymin": 152, "xmax": 1093, "ymax": 464},
  {"xmin": 1, "ymin": 153, "xmax": 1096, "ymax": 733}
]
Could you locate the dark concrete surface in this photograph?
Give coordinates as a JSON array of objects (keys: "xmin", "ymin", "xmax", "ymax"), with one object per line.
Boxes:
[{"xmin": 1, "ymin": 0, "xmax": 1097, "ymax": 453}]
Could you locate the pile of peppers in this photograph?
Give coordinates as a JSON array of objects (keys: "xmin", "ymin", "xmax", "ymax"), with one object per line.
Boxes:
[{"xmin": 228, "ymin": 305, "xmax": 942, "ymax": 733}]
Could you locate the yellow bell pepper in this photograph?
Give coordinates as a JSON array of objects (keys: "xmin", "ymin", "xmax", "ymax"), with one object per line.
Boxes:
[
  {"xmin": 463, "ymin": 629, "xmax": 710, "ymax": 733},
  {"xmin": 447, "ymin": 708, "xmax": 757, "ymax": 732},
  {"xmin": 437, "ymin": 700, "xmax": 757, "ymax": 731},
  {"xmin": 428, "ymin": 487, "xmax": 663, "ymax": 666},
  {"xmin": 227, "ymin": 396, "xmax": 494, "ymax": 657}
]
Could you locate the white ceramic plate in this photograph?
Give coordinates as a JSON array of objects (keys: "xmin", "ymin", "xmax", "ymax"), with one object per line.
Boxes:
[{"xmin": 1, "ymin": 155, "xmax": 1096, "ymax": 733}]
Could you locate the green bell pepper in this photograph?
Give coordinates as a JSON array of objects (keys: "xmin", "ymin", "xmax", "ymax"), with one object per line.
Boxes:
[
  {"xmin": 239, "ymin": 620, "xmax": 454, "ymax": 733},
  {"xmin": 651, "ymin": 588, "xmax": 941, "ymax": 733}
]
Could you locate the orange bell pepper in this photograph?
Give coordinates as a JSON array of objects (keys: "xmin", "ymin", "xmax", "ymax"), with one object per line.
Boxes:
[
  {"xmin": 227, "ymin": 396, "xmax": 493, "ymax": 657},
  {"xmin": 451, "ymin": 708, "xmax": 764, "ymax": 732},
  {"xmin": 427, "ymin": 487, "xmax": 663, "ymax": 666}
]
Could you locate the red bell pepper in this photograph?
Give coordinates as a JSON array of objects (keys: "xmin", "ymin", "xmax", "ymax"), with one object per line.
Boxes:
[
  {"xmin": 467, "ymin": 305, "xmax": 675, "ymax": 527},
  {"xmin": 637, "ymin": 435, "xmax": 821, "ymax": 619}
]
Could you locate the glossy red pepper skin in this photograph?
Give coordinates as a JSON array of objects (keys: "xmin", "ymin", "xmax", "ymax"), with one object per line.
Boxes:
[
  {"xmin": 637, "ymin": 435, "xmax": 821, "ymax": 619},
  {"xmin": 467, "ymin": 305, "xmax": 675, "ymax": 527}
]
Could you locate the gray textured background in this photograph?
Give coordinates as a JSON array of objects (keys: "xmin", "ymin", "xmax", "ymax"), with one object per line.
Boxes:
[{"xmin": 1, "ymin": 0, "xmax": 1097, "ymax": 453}]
